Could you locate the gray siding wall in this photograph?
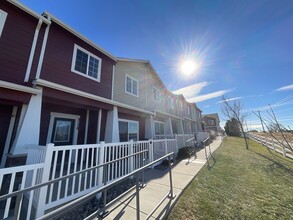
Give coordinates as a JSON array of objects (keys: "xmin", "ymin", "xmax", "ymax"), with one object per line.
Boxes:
[
  {"xmin": 113, "ymin": 61, "xmax": 147, "ymax": 109},
  {"xmin": 146, "ymin": 72, "xmax": 168, "ymax": 113}
]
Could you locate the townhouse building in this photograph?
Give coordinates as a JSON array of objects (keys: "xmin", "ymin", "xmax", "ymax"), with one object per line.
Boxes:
[
  {"xmin": 0, "ymin": 0, "xmax": 204, "ymax": 167},
  {"xmin": 202, "ymin": 113, "xmax": 221, "ymax": 133},
  {"xmin": 113, "ymin": 58, "xmax": 203, "ymax": 142}
]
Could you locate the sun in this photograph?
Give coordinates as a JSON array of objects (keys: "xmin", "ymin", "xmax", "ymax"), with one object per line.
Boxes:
[{"xmin": 180, "ymin": 59, "xmax": 200, "ymax": 77}]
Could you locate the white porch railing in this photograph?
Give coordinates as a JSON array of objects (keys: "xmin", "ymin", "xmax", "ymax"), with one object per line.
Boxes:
[
  {"xmin": 154, "ymin": 134, "xmax": 175, "ymax": 140},
  {"xmin": 152, "ymin": 139, "xmax": 177, "ymax": 161},
  {"xmin": 196, "ymin": 132, "xmax": 210, "ymax": 142},
  {"xmin": 0, "ymin": 139, "xmax": 174, "ymax": 219}
]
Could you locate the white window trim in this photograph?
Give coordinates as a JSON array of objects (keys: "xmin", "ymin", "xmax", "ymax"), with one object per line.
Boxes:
[
  {"xmin": 153, "ymin": 87, "xmax": 161, "ymax": 103},
  {"xmin": 118, "ymin": 118, "xmax": 139, "ymax": 141},
  {"xmin": 0, "ymin": 9, "xmax": 8, "ymax": 37},
  {"xmin": 46, "ymin": 112, "xmax": 80, "ymax": 145},
  {"xmin": 125, "ymin": 74, "xmax": 139, "ymax": 97},
  {"xmin": 71, "ymin": 44, "xmax": 102, "ymax": 82},
  {"xmin": 154, "ymin": 121, "xmax": 165, "ymax": 135},
  {"xmin": 187, "ymin": 106, "xmax": 190, "ymax": 115}
]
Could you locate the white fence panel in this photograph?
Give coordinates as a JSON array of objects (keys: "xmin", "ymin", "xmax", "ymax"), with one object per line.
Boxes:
[
  {"xmin": 196, "ymin": 132, "xmax": 210, "ymax": 142},
  {"xmin": 0, "ymin": 163, "xmax": 44, "ymax": 220}
]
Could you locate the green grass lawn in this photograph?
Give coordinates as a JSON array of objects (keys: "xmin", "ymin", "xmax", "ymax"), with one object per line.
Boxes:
[{"xmin": 168, "ymin": 136, "xmax": 293, "ymax": 220}]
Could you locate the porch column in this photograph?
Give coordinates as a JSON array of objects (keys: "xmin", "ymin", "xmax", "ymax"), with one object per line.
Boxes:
[
  {"xmin": 165, "ymin": 117, "xmax": 173, "ymax": 135},
  {"xmin": 105, "ymin": 106, "xmax": 119, "ymax": 143},
  {"xmin": 145, "ymin": 115, "xmax": 154, "ymax": 139},
  {"xmin": 176, "ymin": 120, "xmax": 184, "ymax": 134},
  {"xmin": 11, "ymin": 88, "xmax": 42, "ymax": 155}
]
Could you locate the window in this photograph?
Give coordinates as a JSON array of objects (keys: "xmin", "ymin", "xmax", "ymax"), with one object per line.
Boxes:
[
  {"xmin": 153, "ymin": 87, "xmax": 161, "ymax": 102},
  {"xmin": 168, "ymin": 97, "xmax": 175, "ymax": 110},
  {"xmin": 125, "ymin": 75, "xmax": 139, "ymax": 97},
  {"xmin": 208, "ymin": 119, "xmax": 215, "ymax": 126},
  {"xmin": 71, "ymin": 44, "xmax": 102, "ymax": 81},
  {"xmin": 0, "ymin": 9, "xmax": 8, "ymax": 37},
  {"xmin": 154, "ymin": 121, "xmax": 165, "ymax": 135},
  {"xmin": 187, "ymin": 106, "xmax": 190, "ymax": 115},
  {"xmin": 193, "ymin": 108, "xmax": 196, "ymax": 116},
  {"xmin": 179, "ymin": 101, "xmax": 183, "ymax": 112},
  {"xmin": 119, "ymin": 119, "xmax": 139, "ymax": 142}
]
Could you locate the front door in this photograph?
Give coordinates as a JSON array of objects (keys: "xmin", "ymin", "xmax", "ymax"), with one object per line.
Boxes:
[{"xmin": 51, "ymin": 118, "xmax": 75, "ymax": 146}]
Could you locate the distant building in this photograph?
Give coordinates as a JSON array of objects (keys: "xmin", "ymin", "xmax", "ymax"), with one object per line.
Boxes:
[{"xmin": 202, "ymin": 113, "xmax": 221, "ymax": 133}]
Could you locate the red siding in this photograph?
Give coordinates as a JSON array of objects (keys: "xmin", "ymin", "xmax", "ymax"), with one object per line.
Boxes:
[
  {"xmin": 0, "ymin": 88, "xmax": 31, "ymax": 105},
  {"xmin": 118, "ymin": 112, "xmax": 146, "ymax": 140},
  {"xmin": 41, "ymin": 22, "xmax": 115, "ymax": 99},
  {"xmin": 42, "ymin": 87, "xmax": 113, "ymax": 111},
  {"xmin": 39, "ymin": 102, "xmax": 87, "ymax": 145},
  {"xmin": 0, "ymin": 2, "xmax": 40, "ymax": 85}
]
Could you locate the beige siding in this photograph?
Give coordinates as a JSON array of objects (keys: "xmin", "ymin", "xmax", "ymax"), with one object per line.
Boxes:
[{"xmin": 113, "ymin": 61, "xmax": 147, "ymax": 109}]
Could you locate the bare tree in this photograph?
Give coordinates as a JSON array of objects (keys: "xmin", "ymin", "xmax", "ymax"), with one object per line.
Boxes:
[
  {"xmin": 253, "ymin": 105, "xmax": 293, "ymax": 152},
  {"xmin": 221, "ymin": 96, "xmax": 249, "ymax": 149}
]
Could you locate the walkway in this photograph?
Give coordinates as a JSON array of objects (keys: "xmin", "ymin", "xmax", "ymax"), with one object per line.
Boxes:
[{"xmin": 101, "ymin": 137, "xmax": 223, "ymax": 220}]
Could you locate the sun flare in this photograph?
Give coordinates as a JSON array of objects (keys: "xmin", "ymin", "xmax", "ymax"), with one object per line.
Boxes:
[{"xmin": 180, "ymin": 59, "xmax": 200, "ymax": 76}]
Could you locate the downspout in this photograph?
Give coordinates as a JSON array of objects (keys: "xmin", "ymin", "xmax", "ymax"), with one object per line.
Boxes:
[
  {"xmin": 35, "ymin": 14, "xmax": 52, "ymax": 81},
  {"xmin": 24, "ymin": 18, "xmax": 43, "ymax": 82}
]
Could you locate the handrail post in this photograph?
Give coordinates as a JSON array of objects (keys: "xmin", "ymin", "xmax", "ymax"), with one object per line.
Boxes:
[
  {"xmin": 36, "ymin": 143, "xmax": 54, "ymax": 218},
  {"xmin": 136, "ymin": 171, "xmax": 140, "ymax": 220},
  {"xmin": 167, "ymin": 155, "xmax": 175, "ymax": 199}
]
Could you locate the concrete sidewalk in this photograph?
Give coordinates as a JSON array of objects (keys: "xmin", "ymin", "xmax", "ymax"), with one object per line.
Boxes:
[{"xmin": 101, "ymin": 137, "xmax": 223, "ymax": 220}]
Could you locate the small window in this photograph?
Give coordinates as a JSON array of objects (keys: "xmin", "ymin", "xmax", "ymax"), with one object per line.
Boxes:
[
  {"xmin": 0, "ymin": 9, "xmax": 8, "ymax": 37},
  {"xmin": 179, "ymin": 101, "xmax": 183, "ymax": 112},
  {"xmin": 125, "ymin": 75, "xmax": 139, "ymax": 97},
  {"xmin": 168, "ymin": 97, "xmax": 175, "ymax": 110},
  {"xmin": 153, "ymin": 87, "xmax": 161, "ymax": 102},
  {"xmin": 193, "ymin": 108, "xmax": 196, "ymax": 115},
  {"xmin": 119, "ymin": 119, "xmax": 139, "ymax": 142},
  {"xmin": 187, "ymin": 106, "xmax": 190, "ymax": 115},
  {"xmin": 71, "ymin": 44, "xmax": 102, "ymax": 81},
  {"xmin": 154, "ymin": 121, "xmax": 165, "ymax": 135}
]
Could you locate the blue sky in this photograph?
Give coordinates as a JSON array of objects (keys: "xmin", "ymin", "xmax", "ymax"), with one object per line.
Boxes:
[{"xmin": 20, "ymin": 0, "xmax": 293, "ymax": 130}]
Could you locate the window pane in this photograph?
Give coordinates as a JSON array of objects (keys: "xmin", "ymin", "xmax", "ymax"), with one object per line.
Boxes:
[
  {"xmin": 88, "ymin": 56, "xmax": 99, "ymax": 79},
  {"xmin": 54, "ymin": 120, "xmax": 72, "ymax": 142},
  {"xmin": 126, "ymin": 77, "xmax": 132, "ymax": 93},
  {"xmin": 75, "ymin": 49, "xmax": 88, "ymax": 74},
  {"xmin": 133, "ymin": 80, "xmax": 138, "ymax": 95},
  {"xmin": 129, "ymin": 122, "xmax": 138, "ymax": 134},
  {"xmin": 119, "ymin": 121, "xmax": 128, "ymax": 142}
]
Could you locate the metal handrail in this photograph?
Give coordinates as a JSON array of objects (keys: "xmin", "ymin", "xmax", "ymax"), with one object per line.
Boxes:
[
  {"xmin": 37, "ymin": 152, "xmax": 175, "ymax": 220},
  {"xmin": 0, "ymin": 149, "xmax": 149, "ymax": 202}
]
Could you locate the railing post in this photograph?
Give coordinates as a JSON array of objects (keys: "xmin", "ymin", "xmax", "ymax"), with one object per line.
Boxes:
[
  {"xmin": 36, "ymin": 143, "xmax": 54, "ymax": 218},
  {"xmin": 129, "ymin": 140, "xmax": 134, "ymax": 173},
  {"xmin": 148, "ymin": 139, "xmax": 154, "ymax": 164},
  {"xmin": 175, "ymin": 134, "xmax": 178, "ymax": 154},
  {"xmin": 97, "ymin": 141, "xmax": 105, "ymax": 199},
  {"xmin": 164, "ymin": 138, "xmax": 168, "ymax": 155}
]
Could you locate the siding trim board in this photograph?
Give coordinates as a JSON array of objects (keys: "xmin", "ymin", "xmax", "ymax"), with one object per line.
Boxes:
[
  {"xmin": 0, "ymin": 9, "xmax": 8, "ymax": 37},
  {"xmin": 0, "ymin": 80, "xmax": 41, "ymax": 95}
]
